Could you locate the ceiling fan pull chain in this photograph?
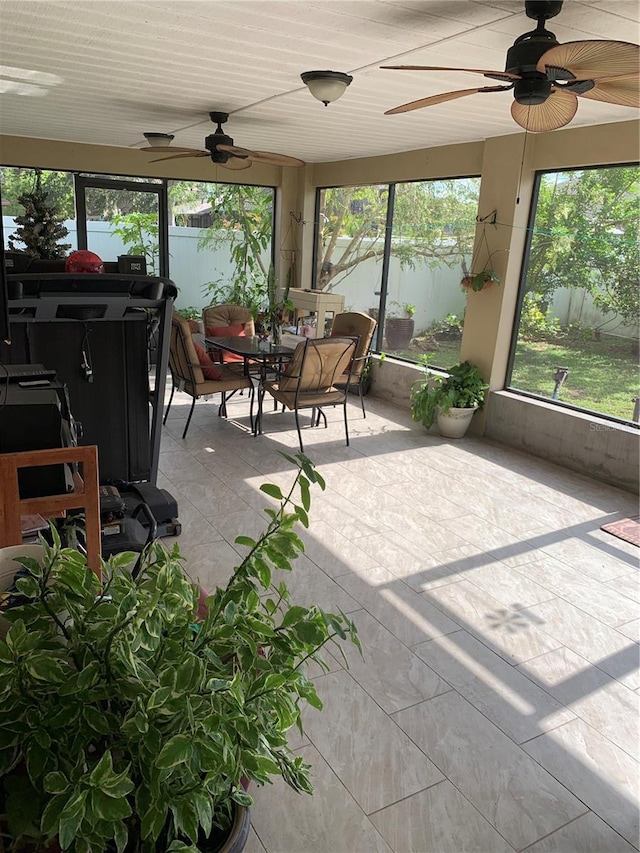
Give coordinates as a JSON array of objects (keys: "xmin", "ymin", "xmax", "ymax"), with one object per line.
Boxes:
[{"xmin": 516, "ymin": 123, "xmax": 530, "ymax": 205}]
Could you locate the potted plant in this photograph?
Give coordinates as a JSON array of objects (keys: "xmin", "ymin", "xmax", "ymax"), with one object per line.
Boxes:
[
  {"xmin": 410, "ymin": 358, "xmax": 488, "ymax": 438},
  {"xmin": 460, "ymin": 248, "xmax": 506, "ymax": 293},
  {"xmin": 0, "ymin": 454, "xmax": 360, "ymax": 853},
  {"xmin": 384, "ymin": 302, "xmax": 415, "ymax": 350},
  {"xmin": 177, "ymin": 306, "xmax": 204, "ymax": 334}
]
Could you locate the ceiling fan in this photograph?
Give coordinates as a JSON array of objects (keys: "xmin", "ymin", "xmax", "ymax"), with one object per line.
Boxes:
[
  {"xmin": 140, "ymin": 111, "xmax": 305, "ymax": 170},
  {"xmin": 382, "ymin": 0, "xmax": 639, "ymax": 132}
]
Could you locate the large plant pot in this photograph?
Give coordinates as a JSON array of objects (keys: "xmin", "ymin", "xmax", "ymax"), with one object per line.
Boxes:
[
  {"xmin": 385, "ymin": 317, "xmax": 415, "ymax": 350},
  {"xmin": 436, "ymin": 405, "xmax": 477, "ymax": 438},
  {"xmin": 217, "ymin": 804, "xmax": 251, "ymax": 853},
  {"xmin": 183, "ymin": 799, "xmax": 251, "ymax": 852},
  {"xmin": 2, "ymin": 801, "xmax": 251, "ymax": 853}
]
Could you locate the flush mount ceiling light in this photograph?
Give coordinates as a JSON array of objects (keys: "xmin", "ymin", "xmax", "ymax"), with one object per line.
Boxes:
[
  {"xmin": 143, "ymin": 132, "xmax": 175, "ymax": 147},
  {"xmin": 301, "ymin": 70, "xmax": 353, "ymax": 106}
]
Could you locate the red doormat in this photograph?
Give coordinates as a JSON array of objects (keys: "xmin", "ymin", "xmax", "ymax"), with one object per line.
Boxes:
[{"xmin": 601, "ymin": 516, "xmax": 640, "ymax": 547}]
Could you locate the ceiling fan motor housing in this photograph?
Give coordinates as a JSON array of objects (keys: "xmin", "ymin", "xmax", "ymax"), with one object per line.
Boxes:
[
  {"xmin": 205, "ymin": 133, "xmax": 232, "ymax": 163},
  {"xmin": 513, "ymin": 75, "xmax": 553, "ymax": 105},
  {"xmin": 507, "ymin": 28, "xmax": 559, "ymax": 72}
]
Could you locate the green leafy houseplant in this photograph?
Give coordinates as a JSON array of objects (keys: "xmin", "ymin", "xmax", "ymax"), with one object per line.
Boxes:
[
  {"xmin": 178, "ymin": 307, "xmax": 203, "ymax": 322},
  {"xmin": 410, "ymin": 359, "xmax": 488, "ymax": 430},
  {"xmin": 201, "ymin": 276, "xmax": 265, "ymax": 321},
  {"xmin": 0, "ymin": 454, "xmax": 360, "ymax": 853}
]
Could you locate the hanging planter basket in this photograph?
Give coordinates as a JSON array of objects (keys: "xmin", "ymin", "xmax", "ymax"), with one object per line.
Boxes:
[
  {"xmin": 463, "ymin": 213, "xmax": 506, "ymax": 293},
  {"xmin": 461, "ymin": 270, "xmax": 500, "ymax": 292}
]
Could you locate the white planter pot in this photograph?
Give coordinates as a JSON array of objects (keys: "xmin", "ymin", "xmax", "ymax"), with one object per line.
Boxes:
[{"xmin": 436, "ymin": 405, "xmax": 477, "ymax": 438}]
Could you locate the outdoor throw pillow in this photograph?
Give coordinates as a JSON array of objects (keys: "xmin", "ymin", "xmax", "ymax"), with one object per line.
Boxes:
[
  {"xmin": 206, "ymin": 324, "xmax": 245, "ymax": 338},
  {"xmin": 193, "ymin": 342, "xmax": 223, "ymax": 380},
  {"xmin": 206, "ymin": 325, "xmax": 246, "ymax": 363}
]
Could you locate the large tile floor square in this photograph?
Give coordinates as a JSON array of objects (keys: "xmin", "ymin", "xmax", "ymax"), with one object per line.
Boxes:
[{"xmin": 160, "ymin": 387, "xmax": 639, "ymax": 853}]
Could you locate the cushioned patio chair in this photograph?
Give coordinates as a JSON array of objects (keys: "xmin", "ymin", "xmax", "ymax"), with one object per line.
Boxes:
[
  {"xmin": 203, "ymin": 303, "xmax": 255, "ymax": 364},
  {"xmin": 164, "ymin": 312, "xmax": 253, "ymax": 439},
  {"xmin": 331, "ymin": 311, "xmax": 377, "ymax": 417},
  {"xmin": 258, "ymin": 336, "xmax": 356, "ymax": 452}
]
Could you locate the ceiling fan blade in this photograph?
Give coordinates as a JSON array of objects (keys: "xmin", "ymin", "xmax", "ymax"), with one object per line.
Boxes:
[
  {"xmin": 385, "ymin": 85, "xmax": 512, "ymax": 115},
  {"xmin": 215, "ymin": 143, "xmax": 253, "ymax": 158},
  {"xmin": 574, "ymin": 74, "xmax": 640, "ymax": 109},
  {"xmin": 221, "ymin": 158, "xmax": 253, "ymax": 171},
  {"xmin": 511, "ymin": 89, "xmax": 578, "ymax": 132},
  {"xmin": 140, "ymin": 146, "xmax": 201, "ymax": 154},
  {"xmin": 382, "ymin": 65, "xmax": 520, "ymax": 82},
  {"xmin": 537, "ymin": 40, "xmax": 640, "ymax": 80},
  {"xmin": 149, "ymin": 151, "xmax": 209, "ymax": 163},
  {"xmin": 247, "ymin": 151, "xmax": 306, "ymax": 168},
  {"xmin": 216, "ymin": 143, "xmax": 304, "ymax": 168}
]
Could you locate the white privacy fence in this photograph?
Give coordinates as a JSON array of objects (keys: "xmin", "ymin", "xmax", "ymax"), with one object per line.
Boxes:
[
  {"xmin": 551, "ymin": 287, "xmax": 637, "ymax": 338},
  {"xmin": 325, "ymin": 238, "xmax": 468, "ymax": 335}
]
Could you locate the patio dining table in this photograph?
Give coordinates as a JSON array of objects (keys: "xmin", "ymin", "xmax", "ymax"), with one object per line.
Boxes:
[{"xmin": 204, "ymin": 335, "xmax": 297, "ymax": 435}]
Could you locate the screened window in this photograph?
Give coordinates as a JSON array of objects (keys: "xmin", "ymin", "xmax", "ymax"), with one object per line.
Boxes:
[
  {"xmin": 0, "ymin": 167, "xmax": 276, "ymax": 321},
  {"xmin": 389, "ymin": 178, "xmax": 480, "ymax": 367},
  {"xmin": 168, "ymin": 181, "xmax": 275, "ymax": 317},
  {"xmin": 315, "ymin": 178, "xmax": 480, "ymax": 368},
  {"xmin": 508, "ymin": 164, "xmax": 639, "ymax": 423}
]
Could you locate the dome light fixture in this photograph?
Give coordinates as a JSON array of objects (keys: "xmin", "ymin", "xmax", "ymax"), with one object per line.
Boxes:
[
  {"xmin": 301, "ymin": 70, "xmax": 353, "ymax": 106},
  {"xmin": 143, "ymin": 132, "xmax": 175, "ymax": 147}
]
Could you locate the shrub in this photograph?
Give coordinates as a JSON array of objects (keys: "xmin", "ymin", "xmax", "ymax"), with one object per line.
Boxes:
[
  {"xmin": 519, "ymin": 293, "xmax": 561, "ymax": 341},
  {"xmin": 429, "ymin": 313, "xmax": 463, "ymax": 341}
]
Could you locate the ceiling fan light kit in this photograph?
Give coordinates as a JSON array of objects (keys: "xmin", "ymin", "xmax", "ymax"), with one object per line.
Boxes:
[
  {"xmin": 301, "ymin": 70, "xmax": 353, "ymax": 105},
  {"xmin": 382, "ymin": 0, "xmax": 639, "ymax": 133},
  {"xmin": 143, "ymin": 132, "xmax": 175, "ymax": 147}
]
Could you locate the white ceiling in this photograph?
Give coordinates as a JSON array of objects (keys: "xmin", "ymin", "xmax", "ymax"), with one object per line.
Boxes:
[{"xmin": 0, "ymin": 0, "xmax": 638, "ymax": 164}]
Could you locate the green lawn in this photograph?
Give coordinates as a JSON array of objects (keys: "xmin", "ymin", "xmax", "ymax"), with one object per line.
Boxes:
[
  {"xmin": 390, "ymin": 334, "xmax": 462, "ymax": 369},
  {"xmin": 389, "ymin": 332, "xmax": 639, "ymax": 421},
  {"xmin": 510, "ymin": 333, "xmax": 638, "ymax": 421}
]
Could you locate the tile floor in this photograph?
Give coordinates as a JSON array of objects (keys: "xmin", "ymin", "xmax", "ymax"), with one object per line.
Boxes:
[{"xmin": 159, "ymin": 386, "xmax": 639, "ymax": 853}]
